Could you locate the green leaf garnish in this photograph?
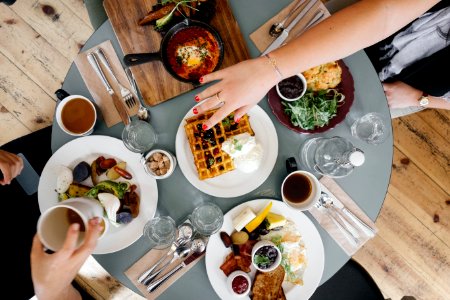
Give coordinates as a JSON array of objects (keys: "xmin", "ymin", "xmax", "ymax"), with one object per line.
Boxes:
[
  {"xmin": 254, "ymin": 254, "xmax": 271, "ymax": 266},
  {"xmin": 282, "ymin": 89, "xmax": 345, "ymax": 130}
]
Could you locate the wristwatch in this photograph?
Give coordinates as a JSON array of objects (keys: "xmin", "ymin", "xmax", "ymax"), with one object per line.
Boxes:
[{"xmin": 418, "ymin": 92, "xmax": 429, "ymax": 107}]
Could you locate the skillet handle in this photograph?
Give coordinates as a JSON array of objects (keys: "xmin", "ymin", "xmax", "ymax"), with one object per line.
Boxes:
[{"xmin": 123, "ymin": 53, "xmax": 160, "ymax": 66}]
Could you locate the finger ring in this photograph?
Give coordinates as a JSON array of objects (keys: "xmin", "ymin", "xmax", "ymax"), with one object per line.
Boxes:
[{"xmin": 216, "ymin": 92, "xmax": 224, "ymax": 105}]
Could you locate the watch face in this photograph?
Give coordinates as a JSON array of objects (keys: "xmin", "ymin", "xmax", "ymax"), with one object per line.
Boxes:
[{"xmin": 419, "ymin": 97, "xmax": 429, "ymax": 107}]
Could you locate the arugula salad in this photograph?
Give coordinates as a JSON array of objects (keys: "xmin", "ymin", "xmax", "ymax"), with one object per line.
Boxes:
[{"xmin": 282, "ymin": 89, "xmax": 345, "ymax": 130}]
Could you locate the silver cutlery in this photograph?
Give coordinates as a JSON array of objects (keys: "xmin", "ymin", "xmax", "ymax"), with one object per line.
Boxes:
[
  {"xmin": 321, "ymin": 192, "xmax": 376, "ymax": 238},
  {"xmin": 320, "ymin": 192, "xmax": 360, "ymax": 239},
  {"xmin": 147, "ymin": 238, "xmax": 206, "ymax": 293},
  {"xmin": 262, "ymin": 0, "xmax": 318, "ymax": 56},
  {"xmin": 142, "ymin": 242, "xmax": 191, "ymax": 286},
  {"xmin": 139, "ymin": 223, "xmax": 194, "ymax": 285},
  {"xmin": 95, "ymin": 48, "xmax": 137, "ymax": 109},
  {"xmin": 342, "ymin": 207, "xmax": 376, "ymax": 238},
  {"xmin": 316, "ymin": 195, "xmax": 359, "ymax": 247},
  {"xmin": 269, "ymin": 0, "xmax": 307, "ymax": 37},
  {"xmin": 125, "ymin": 67, "xmax": 151, "ymax": 122},
  {"xmin": 87, "ymin": 52, "xmax": 130, "ymax": 125},
  {"xmin": 138, "ymin": 238, "xmax": 186, "ymax": 284},
  {"xmin": 295, "ymin": 9, "xmax": 324, "ymax": 37}
]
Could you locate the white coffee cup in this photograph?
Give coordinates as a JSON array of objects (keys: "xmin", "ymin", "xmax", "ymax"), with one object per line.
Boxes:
[
  {"xmin": 37, "ymin": 197, "xmax": 106, "ymax": 251},
  {"xmin": 55, "ymin": 95, "xmax": 97, "ymax": 136},
  {"xmin": 281, "ymin": 170, "xmax": 321, "ymax": 211}
]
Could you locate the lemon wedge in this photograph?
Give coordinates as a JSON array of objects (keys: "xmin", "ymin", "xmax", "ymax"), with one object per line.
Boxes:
[{"xmin": 245, "ymin": 201, "xmax": 272, "ymax": 233}]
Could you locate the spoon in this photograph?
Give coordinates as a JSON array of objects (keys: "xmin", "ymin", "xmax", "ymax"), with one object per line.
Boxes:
[
  {"xmin": 320, "ymin": 192, "xmax": 360, "ymax": 239},
  {"xmin": 125, "ymin": 67, "xmax": 151, "ymax": 122},
  {"xmin": 147, "ymin": 239, "xmax": 206, "ymax": 292},
  {"xmin": 321, "ymin": 192, "xmax": 375, "ymax": 238},
  {"xmin": 315, "ymin": 194, "xmax": 359, "ymax": 247},
  {"xmin": 269, "ymin": 0, "xmax": 306, "ymax": 37}
]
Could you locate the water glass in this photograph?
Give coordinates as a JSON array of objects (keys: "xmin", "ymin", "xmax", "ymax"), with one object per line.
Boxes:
[
  {"xmin": 350, "ymin": 112, "xmax": 389, "ymax": 145},
  {"xmin": 190, "ymin": 202, "xmax": 224, "ymax": 236},
  {"xmin": 122, "ymin": 119, "xmax": 157, "ymax": 153},
  {"xmin": 143, "ymin": 216, "xmax": 176, "ymax": 249}
]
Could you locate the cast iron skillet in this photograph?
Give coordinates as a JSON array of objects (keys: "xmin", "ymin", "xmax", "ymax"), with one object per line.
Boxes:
[{"xmin": 123, "ymin": 19, "xmax": 224, "ymax": 84}]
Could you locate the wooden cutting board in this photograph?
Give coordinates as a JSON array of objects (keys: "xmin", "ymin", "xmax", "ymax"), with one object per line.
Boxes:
[{"xmin": 104, "ymin": 0, "xmax": 250, "ymax": 106}]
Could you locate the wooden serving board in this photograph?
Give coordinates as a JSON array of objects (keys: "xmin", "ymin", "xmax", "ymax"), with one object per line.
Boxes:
[{"xmin": 104, "ymin": 0, "xmax": 250, "ymax": 106}]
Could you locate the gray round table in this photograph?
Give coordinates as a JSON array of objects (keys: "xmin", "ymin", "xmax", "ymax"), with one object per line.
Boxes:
[{"xmin": 52, "ymin": 0, "xmax": 393, "ymax": 298}]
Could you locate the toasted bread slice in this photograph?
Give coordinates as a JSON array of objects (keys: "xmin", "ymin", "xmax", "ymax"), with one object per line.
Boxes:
[{"xmin": 251, "ymin": 265, "xmax": 285, "ymax": 300}]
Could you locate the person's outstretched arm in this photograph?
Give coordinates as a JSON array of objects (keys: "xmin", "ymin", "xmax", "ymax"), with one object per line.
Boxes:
[
  {"xmin": 195, "ymin": 0, "xmax": 441, "ymax": 128},
  {"xmin": 384, "ymin": 81, "xmax": 450, "ymax": 110},
  {"xmin": 31, "ymin": 217, "xmax": 103, "ymax": 300}
]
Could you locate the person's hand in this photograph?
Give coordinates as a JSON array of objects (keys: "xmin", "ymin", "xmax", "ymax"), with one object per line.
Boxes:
[
  {"xmin": 0, "ymin": 149, "xmax": 23, "ymax": 185},
  {"xmin": 194, "ymin": 57, "xmax": 279, "ymax": 129},
  {"xmin": 31, "ymin": 217, "xmax": 103, "ymax": 300},
  {"xmin": 383, "ymin": 81, "xmax": 423, "ymax": 109}
]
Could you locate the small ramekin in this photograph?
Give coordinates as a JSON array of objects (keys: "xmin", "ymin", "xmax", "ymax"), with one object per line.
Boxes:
[
  {"xmin": 226, "ymin": 270, "xmax": 251, "ymax": 298},
  {"xmin": 276, "ymin": 73, "xmax": 307, "ymax": 101},
  {"xmin": 251, "ymin": 240, "xmax": 282, "ymax": 272},
  {"xmin": 142, "ymin": 149, "xmax": 177, "ymax": 179}
]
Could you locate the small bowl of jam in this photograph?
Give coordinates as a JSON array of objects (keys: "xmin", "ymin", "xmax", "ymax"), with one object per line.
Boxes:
[
  {"xmin": 276, "ymin": 73, "xmax": 307, "ymax": 101},
  {"xmin": 251, "ymin": 240, "xmax": 282, "ymax": 272},
  {"xmin": 226, "ymin": 270, "xmax": 251, "ymax": 297}
]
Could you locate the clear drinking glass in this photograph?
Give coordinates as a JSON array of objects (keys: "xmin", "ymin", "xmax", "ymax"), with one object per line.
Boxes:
[
  {"xmin": 190, "ymin": 202, "xmax": 224, "ymax": 236},
  {"xmin": 143, "ymin": 216, "xmax": 176, "ymax": 249},
  {"xmin": 122, "ymin": 119, "xmax": 157, "ymax": 153},
  {"xmin": 350, "ymin": 112, "xmax": 389, "ymax": 145}
]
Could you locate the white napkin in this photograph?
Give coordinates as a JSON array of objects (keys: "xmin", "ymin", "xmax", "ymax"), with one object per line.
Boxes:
[{"xmin": 309, "ymin": 177, "xmax": 378, "ymax": 256}]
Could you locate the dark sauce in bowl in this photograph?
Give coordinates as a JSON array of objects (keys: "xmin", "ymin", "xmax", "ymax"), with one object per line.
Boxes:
[
  {"xmin": 232, "ymin": 275, "xmax": 249, "ymax": 294},
  {"xmin": 278, "ymin": 75, "xmax": 305, "ymax": 99}
]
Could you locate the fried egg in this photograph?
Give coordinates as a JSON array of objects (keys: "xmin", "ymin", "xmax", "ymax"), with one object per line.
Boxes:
[
  {"xmin": 260, "ymin": 220, "xmax": 307, "ymax": 285},
  {"xmin": 176, "ymin": 45, "xmax": 209, "ymax": 67}
]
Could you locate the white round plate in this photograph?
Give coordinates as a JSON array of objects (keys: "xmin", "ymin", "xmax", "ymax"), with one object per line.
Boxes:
[
  {"xmin": 175, "ymin": 105, "xmax": 278, "ymax": 198},
  {"xmin": 205, "ymin": 199, "xmax": 324, "ymax": 300},
  {"xmin": 38, "ymin": 135, "xmax": 158, "ymax": 254}
]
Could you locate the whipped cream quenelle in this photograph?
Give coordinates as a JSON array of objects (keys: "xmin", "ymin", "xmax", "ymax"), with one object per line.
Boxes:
[{"xmin": 221, "ymin": 133, "xmax": 264, "ymax": 173}]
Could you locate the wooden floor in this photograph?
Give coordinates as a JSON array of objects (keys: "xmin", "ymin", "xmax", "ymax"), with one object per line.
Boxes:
[{"xmin": 1, "ymin": 2, "xmax": 448, "ymax": 299}]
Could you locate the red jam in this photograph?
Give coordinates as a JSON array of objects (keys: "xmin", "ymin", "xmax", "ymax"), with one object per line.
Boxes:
[{"xmin": 232, "ymin": 275, "xmax": 249, "ymax": 294}]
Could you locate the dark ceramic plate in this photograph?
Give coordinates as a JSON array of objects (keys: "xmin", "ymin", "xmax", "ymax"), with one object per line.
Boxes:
[{"xmin": 267, "ymin": 60, "xmax": 354, "ymax": 134}]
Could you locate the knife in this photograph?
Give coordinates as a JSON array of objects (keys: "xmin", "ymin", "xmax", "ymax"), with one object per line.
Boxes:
[
  {"xmin": 87, "ymin": 52, "xmax": 130, "ymax": 126},
  {"xmin": 147, "ymin": 250, "xmax": 205, "ymax": 293},
  {"xmin": 262, "ymin": 0, "xmax": 319, "ymax": 56}
]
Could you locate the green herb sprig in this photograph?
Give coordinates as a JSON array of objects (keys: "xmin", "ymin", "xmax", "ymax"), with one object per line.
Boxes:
[
  {"xmin": 157, "ymin": 0, "xmax": 200, "ymax": 29},
  {"xmin": 282, "ymin": 89, "xmax": 345, "ymax": 130}
]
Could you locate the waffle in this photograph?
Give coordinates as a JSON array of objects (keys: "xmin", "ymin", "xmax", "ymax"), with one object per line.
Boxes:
[{"xmin": 184, "ymin": 109, "xmax": 255, "ymax": 180}]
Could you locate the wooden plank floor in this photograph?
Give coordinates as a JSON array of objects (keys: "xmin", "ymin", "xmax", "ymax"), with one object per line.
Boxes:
[{"xmin": 1, "ymin": 2, "xmax": 448, "ymax": 299}]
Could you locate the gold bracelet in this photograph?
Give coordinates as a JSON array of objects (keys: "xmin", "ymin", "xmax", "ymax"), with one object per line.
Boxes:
[{"xmin": 264, "ymin": 53, "xmax": 283, "ymax": 80}]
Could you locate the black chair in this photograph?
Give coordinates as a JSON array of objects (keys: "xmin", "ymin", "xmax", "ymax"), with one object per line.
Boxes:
[{"xmin": 310, "ymin": 258, "xmax": 384, "ymax": 300}]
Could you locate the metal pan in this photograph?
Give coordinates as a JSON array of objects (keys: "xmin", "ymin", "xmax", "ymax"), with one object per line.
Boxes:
[{"xmin": 123, "ymin": 19, "xmax": 224, "ymax": 84}]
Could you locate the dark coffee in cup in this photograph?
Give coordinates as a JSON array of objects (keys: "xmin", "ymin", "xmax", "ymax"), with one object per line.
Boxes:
[
  {"xmin": 281, "ymin": 170, "xmax": 321, "ymax": 211},
  {"xmin": 282, "ymin": 173, "xmax": 312, "ymax": 204}
]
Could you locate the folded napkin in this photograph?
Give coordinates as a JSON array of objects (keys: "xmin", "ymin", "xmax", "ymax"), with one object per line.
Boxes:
[
  {"xmin": 125, "ymin": 245, "xmax": 206, "ymax": 299},
  {"xmin": 250, "ymin": 0, "xmax": 330, "ymax": 53},
  {"xmin": 309, "ymin": 177, "xmax": 378, "ymax": 256},
  {"xmin": 74, "ymin": 40, "xmax": 138, "ymax": 127}
]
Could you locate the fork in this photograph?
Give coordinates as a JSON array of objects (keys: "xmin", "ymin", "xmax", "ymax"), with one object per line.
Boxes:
[{"xmin": 95, "ymin": 48, "xmax": 137, "ymax": 109}]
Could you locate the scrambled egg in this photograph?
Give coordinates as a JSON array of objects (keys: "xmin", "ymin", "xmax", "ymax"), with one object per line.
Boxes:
[
  {"xmin": 176, "ymin": 45, "xmax": 209, "ymax": 67},
  {"xmin": 302, "ymin": 61, "xmax": 342, "ymax": 91},
  {"xmin": 261, "ymin": 220, "xmax": 307, "ymax": 285}
]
